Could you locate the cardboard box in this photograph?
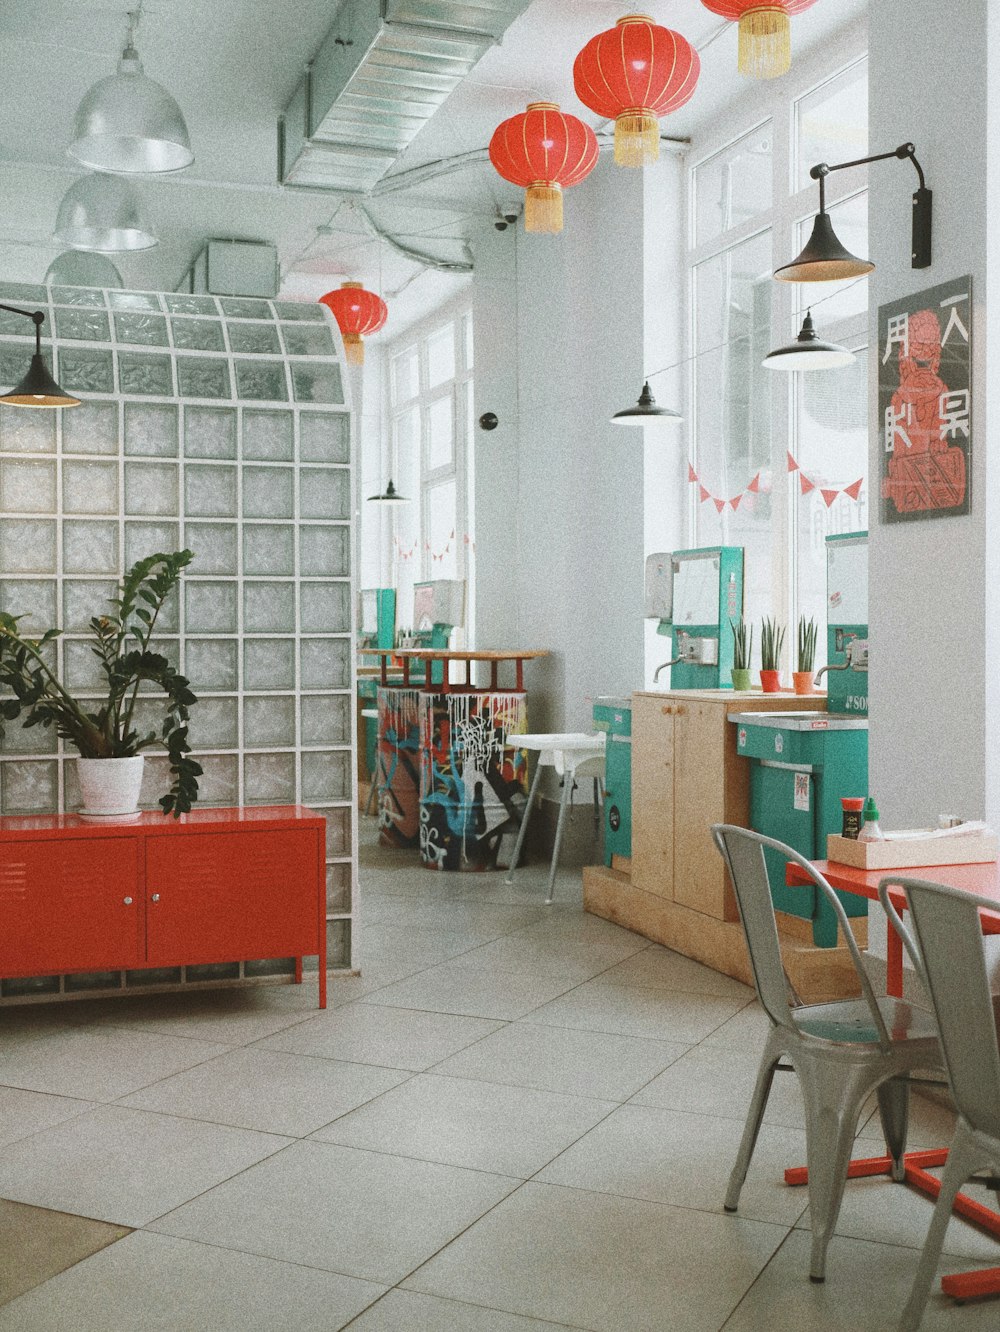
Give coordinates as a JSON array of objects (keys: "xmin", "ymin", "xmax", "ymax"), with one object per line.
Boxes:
[{"xmin": 827, "ymin": 833, "xmax": 999, "ymax": 870}]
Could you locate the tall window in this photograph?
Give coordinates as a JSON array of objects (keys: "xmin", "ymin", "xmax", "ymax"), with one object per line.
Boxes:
[
  {"xmin": 688, "ymin": 53, "xmax": 868, "ymax": 671},
  {"xmin": 388, "ymin": 309, "xmax": 473, "ymax": 636}
]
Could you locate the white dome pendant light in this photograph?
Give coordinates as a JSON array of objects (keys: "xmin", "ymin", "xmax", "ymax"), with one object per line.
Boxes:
[
  {"xmin": 55, "ymin": 173, "xmax": 158, "ymax": 252},
  {"xmin": 68, "ymin": 8, "xmax": 194, "ymax": 175}
]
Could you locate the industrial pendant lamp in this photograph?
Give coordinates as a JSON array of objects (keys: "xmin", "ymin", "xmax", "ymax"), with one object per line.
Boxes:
[
  {"xmin": 611, "ymin": 381, "xmax": 682, "ymax": 426},
  {"xmin": 45, "ymin": 250, "xmax": 124, "ymax": 289},
  {"xmin": 68, "ymin": 9, "xmax": 193, "ymax": 174},
  {"xmin": 55, "ymin": 173, "xmax": 158, "ymax": 252},
  {"xmin": 776, "ymin": 143, "xmax": 931, "ymax": 282},
  {"xmin": 762, "ymin": 311, "xmax": 855, "ymax": 370},
  {"xmin": 0, "ymin": 305, "xmax": 80, "ymax": 408},
  {"xmin": 367, "ymin": 479, "xmax": 408, "ymax": 504}
]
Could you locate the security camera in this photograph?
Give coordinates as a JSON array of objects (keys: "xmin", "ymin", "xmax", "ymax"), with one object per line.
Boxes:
[
  {"xmin": 503, "ymin": 210, "xmax": 518, "ymax": 225},
  {"xmin": 494, "ymin": 218, "xmax": 508, "ymax": 232}
]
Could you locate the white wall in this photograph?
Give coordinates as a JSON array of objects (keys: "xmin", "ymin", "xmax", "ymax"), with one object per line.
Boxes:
[{"xmin": 472, "ymin": 150, "xmax": 686, "ymax": 733}]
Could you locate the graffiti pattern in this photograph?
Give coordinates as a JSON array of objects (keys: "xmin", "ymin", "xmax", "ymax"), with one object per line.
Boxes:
[{"xmin": 375, "ymin": 687, "xmax": 422, "ymax": 848}]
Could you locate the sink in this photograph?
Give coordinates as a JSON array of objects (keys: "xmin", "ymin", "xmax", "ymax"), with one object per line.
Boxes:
[{"xmin": 727, "ymin": 710, "xmax": 868, "ymax": 731}]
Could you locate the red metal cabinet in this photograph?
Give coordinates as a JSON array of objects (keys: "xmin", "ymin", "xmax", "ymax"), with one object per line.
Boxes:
[{"xmin": 0, "ymin": 807, "xmax": 327, "ymax": 1007}]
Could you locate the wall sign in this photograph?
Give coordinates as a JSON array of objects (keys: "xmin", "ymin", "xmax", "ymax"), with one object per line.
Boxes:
[{"xmin": 878, "ymin": 276, "xmax": 972, "ymax": 523}]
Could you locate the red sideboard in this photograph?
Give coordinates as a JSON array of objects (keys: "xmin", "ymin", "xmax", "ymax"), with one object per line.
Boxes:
[{"xmin": 0, "ymin": 805, "xmax": 327, "ymax": 1008}]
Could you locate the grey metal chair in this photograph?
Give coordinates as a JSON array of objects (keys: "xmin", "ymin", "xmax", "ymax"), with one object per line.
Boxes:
[
  {"xmin": 712, "ymin": 825, "xmax": 941, "ymax": 1283},
  {"xmin": 877, "ymin": 876, "xmax": 1000, "ymax": 1331}
]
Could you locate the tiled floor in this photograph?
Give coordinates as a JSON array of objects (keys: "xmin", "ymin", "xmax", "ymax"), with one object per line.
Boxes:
[{"xmin": 1, "ymin": 821, "xmax": 999, "ymax": 1329}]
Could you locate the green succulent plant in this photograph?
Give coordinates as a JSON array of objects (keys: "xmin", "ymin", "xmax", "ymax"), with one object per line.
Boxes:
[
  {"xmin": 760, "ymin": 616, "xmax": 786, "ymax": 672},
  {"xmin": 730, "ymin": 616, "xmax": 753, "ymax": 671},
  {"xmin": 797, "ymin": 615, "xmax": 819, "ymax": 673},
  {"xmin": 0, "ymin": 551, "xmax": 201, "ymax": 817}
]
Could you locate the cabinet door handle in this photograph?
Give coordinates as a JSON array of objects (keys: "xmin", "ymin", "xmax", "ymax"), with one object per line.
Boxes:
[
  {"xmin": 123, "ymin": 896, "xmax": 133, "ymax": 905},
  {"xmin": 150, "ymin": 893, "xmax": 161, "ymax": 903},
  {"xmin": 675, "ymin": 705, "xmax": 686, "ymax": 716},
  {"xmin": 662, "ymin": 705, "xmax": 673, "ymax": 715}
]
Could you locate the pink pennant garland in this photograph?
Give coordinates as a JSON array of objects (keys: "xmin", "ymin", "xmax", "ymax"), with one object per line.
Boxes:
[
  {"xmin": 687, "ymin": 462, "xmax": 698, "ymax": 482},
  {"xmin": 799, "ymin": 473, "xmax": 815, "ymax": 495},
  {"xmin": 787, "ymin": 452, "xmax": 799, "ymax": 473},
  {"xmin": 843, "ymin": 477, "xmax": 864, "ymax": 501},
  {"xmin": 699, "ymin": 485, "xmax": 711, "ymax": 503},
  {"xmin": 729, "ymin": 496, "xmax": 741, "ymax": 511},
  {"xmin": 746, "ymin": 473, "xmax": 761, "ymax": 493},
  {"xmin": 821, "ymin": 488, "xmax": 840, "ymax": 508},
  {"xmin": 713, "ymin": 498, "xmax": 726, "ymax": 513}
]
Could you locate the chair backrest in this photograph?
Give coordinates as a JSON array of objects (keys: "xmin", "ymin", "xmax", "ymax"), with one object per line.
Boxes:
[
  {"xmin": 712, "ymin": 824, "xmax": 891, "ymax": 1046},
  {"xmin": 879, "ymin": 877, "xmax": 1000, "ymax": 1141}
]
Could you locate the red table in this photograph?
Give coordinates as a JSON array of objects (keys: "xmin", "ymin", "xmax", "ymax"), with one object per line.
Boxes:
[{"xmin": 786, "ymin": 856, "xmax": 1000, "ymax": 1303}]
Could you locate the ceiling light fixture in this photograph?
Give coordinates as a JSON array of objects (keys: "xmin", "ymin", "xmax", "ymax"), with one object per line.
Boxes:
[
  {"xmin": 55, "ymin": 173, "xmax": 158, "ymax": 252},
  {"xmin": 611, "ymin": 380, "xmax": 682, "ymax": 426},
  {"xmin": 0, "ymin": 305, "xmax": 81, "ymax": 408},
  {"xmin": 762, "ymin": 311, "xmax": 855, "ymax": 371},
  {"xmin": 367, "ymin": 479, "xmax": 408, "ymax": 505},
  {"xmin": 775, "ymin": 143, "xmax": 931, "ymax": 282},
  {"xmin": 68, "ymin": 8, "xmax": 194, "ymax": 175},
  {"xmin": 45, "ymin": 251, "xmax": 124, "ymax": 289}
]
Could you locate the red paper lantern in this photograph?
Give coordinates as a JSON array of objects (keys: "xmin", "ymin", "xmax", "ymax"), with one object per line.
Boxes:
[
  {"xmin": 318, "ymin": 281, "xmax": 387, "ymax": 365},
  {"xmin": 699, "ymin": 1, "xmax": 820, "ymax": 79},
  {"xmin": 573, "ymin": 14, "xmax": 700, "ymax": 168},
  {"xmin": 488, "ymin": 102, "xmax": 599, "ymax": 234}
]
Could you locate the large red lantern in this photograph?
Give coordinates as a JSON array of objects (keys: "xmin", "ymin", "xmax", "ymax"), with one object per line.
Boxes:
[
  {"xmin": 699, "ymin": 1, "xmax": 820, "ymax": 79},
  {"xmin": 573, "ymin": 14, "xmax": 700, "ymax": 168},
  {"xmin": 488, "ymin": 101, "xmax": 599, "ymax": 234},
  {"xmin": 318, "ymin": 281, "xmax": 387, "ymax": 365}
]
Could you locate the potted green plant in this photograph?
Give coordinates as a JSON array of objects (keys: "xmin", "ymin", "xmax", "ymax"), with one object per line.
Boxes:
[
  {"xmin": 759, "ymin": 616, "xmax": 785, "ymax": 693},
  {"xmin": 794, "ymin": 615, "xmax": 818, "ymax": 695},
  {"xmin": 0, "ymin": 551, "xmax": 201, "ymax": 818},
  {"xmin": 730, "ymin": 616, "xmax": 753, "ymax": 692}
]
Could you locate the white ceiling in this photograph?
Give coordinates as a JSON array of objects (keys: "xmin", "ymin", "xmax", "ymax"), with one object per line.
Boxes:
[{"xmin": 0, "ymin": 0, "xmax": 867, "ymax": 336}]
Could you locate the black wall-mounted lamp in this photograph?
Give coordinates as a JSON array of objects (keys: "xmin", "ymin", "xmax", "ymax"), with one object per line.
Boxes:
[
  {"xmin": 775, "ymin": 142, "xmax": 931, "ymax": 282},
  {"xmin": 0, "ymin": 304, "xmax": 80, "ymax": 408}
]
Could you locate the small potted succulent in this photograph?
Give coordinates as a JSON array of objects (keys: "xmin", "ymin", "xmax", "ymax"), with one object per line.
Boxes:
[
  {"xmin": 0, "ymin": 551, "xmax": 200, "ymax": 818},
  {"xmin": 759, "ymin": 616, "xmax": 785, "ymax": 693},
  {"xmin": 794, "ymin": 615, "xmax": 818, "ymax": 695},
  {"xmin": 730, "ymin": 616, "xmax": 753, "ymax": 692}
]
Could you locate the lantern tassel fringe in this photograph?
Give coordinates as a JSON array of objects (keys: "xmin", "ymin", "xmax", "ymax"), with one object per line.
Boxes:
[
  {"xmin": 614, "ymin": 112, "xmax": 660, "ymax": 167},
  {"xmin": 525, "ymin": 184, "xmax": 563, "ymax": 234},
  {"xmin": 739, "ymin": 8, "xmax": 791, "ymax": 80},
  {"xmin": 343, "ymin": 332, "xmax": 364, "ymax": 365}
]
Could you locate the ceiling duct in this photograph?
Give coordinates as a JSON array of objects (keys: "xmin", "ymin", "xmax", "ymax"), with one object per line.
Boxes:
[{"xmin": 279, "ymin": 0, "xmax": 533, "ymax": 193}]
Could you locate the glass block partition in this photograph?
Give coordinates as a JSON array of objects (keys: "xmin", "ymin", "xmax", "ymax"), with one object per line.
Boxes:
[{"xmin": 0, "ymin": 282, "xmax": 357, "ymax": 998}]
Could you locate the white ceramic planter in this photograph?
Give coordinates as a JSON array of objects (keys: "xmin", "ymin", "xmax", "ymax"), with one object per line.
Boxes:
[{"xmin": 76, "ymin": 755, "xmax": 145, "ymax": 817}]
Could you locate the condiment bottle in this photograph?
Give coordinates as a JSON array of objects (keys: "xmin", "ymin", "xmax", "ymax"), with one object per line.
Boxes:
[
  {"xmin": 858, "ymin": 796, "xmax": 884, "ymax": 842},
  {"xmin": 840, "ymin": 797, "xmax": 865, "ymax": 840}
]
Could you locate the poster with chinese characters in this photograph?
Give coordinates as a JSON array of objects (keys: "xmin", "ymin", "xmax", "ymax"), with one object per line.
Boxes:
[{"xmin": 879, "ymin": 276, "xmax": 972, "ymax": 523}]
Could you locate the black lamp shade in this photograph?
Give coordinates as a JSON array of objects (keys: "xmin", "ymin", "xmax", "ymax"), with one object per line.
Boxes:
[
  {"xmin": 774, "ymin": 212, "xmax": 874, "ymax": 283},
  {"xmin": 367, "ymin": 478, "xmax": 408, "ymax": 504},
  {"xmin": 0, "ymin": 352, "xmax": 80, "ymax": 408},
  {"xmin": 612, "ymin": 381, "xmax": 682, "ymax": 425},
  {"xmin": 763, "ymin": 313, "xmax": 856, "ymax": 371}
]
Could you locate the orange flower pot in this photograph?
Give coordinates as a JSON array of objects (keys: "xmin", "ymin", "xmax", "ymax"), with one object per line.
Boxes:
[
  {"xmin": 759, "ymin": 669, "xmax": 781, "ymax": 693},
  {"xmin": 792, "ymin": 671, "xmax": 815, "ymax": 696}
]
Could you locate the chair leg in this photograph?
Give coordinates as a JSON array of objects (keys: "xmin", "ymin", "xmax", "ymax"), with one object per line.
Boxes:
[
  {"xmin": 799, "ymin": 1059, "xmax": 874, "ymax": 1282},
  {"xmin": 504, "ymin": 757, "xmax": 544, "ymax": 884},
  {"xmin": 725, "ymin": 1030, "xmax": 784, "ymax": 1213},
  {"xmin": 546, "ymin": 775, "xmax": 572, "ymax": 905},
  {"xmin": 876, "ymin": 1075, "xmax": 911, "ymax": 1183},
  {"xmin": 593, "ymin": 777, "xmax": 601, "ymax": 842}
]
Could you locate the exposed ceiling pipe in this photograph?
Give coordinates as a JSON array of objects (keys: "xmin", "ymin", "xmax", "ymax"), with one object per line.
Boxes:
[{"xmin": 357, "ymin": 202, "xmax": 472, "ymax": 274}]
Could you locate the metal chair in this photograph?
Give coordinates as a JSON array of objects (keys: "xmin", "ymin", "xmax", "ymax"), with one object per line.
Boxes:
[
  {"xmin": 712, "ymin": 825, "xmax": 941, "ymax": 1283},
  {"xmin": 505, "ymin": 733, "xmax": 605, "ymax": 904},
  {"xmin": 877, "ymin": 876, "xmax": 1000, "ymax": 1331}
]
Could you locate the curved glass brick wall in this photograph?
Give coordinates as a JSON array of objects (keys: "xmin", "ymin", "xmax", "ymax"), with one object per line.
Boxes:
[{"xmin": 0, "ymin": 282, "xmax": 357, "ymax": 1000}]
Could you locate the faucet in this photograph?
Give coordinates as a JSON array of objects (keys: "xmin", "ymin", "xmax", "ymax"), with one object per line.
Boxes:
[
  {"xmin": 814, "ymin": 660, "xmax": 849, "ymax": 686},
  {"xmin": 654, "ymin": 655, "xmax": 681, "ymax": 684}
]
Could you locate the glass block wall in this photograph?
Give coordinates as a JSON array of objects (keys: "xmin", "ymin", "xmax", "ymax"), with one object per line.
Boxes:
[{"xmin": 0, "ymin": 281, "xmax": 357, "ymax": 991}]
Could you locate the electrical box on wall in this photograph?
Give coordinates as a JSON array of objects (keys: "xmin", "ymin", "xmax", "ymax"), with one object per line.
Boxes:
[{"xmin": 177, "ymin": 239, "xmax": 279, "ymax": 298}]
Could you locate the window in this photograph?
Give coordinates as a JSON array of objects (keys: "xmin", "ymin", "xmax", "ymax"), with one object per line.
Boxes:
[
  {"xmin": 688, "ymin": 51, "xmax": 868, "ymax": 671},
  {"xmin": 386, "ymin": 310, "xmax": 473, "ymax": 637}
]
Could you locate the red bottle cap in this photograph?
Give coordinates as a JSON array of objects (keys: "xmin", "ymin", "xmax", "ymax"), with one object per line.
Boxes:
[{"xmin": 840, "ymin": 797, "xmax": 865, "ymax": 811}]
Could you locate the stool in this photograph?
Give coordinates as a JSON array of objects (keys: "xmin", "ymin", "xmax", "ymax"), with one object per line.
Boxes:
[
  {"xmin": 504, "ymin": 733, "xmax": 606, "ymax": 904},
  {"xmin": 362, "ymin": 707, "xmax": 379, "ymax": 816}
]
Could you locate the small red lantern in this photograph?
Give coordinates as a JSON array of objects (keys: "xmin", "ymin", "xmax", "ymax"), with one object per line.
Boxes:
[
  {"xmin": 318, "ymin": 281, "xmax": 387, "ymax": 365},
  {"xmin": 699, "ymin": 1, "xmax": 820, "ymax": 79},
  {"xmin": 573, "ymin": 14, "xmax": 700, "ymax": 168},
  {"xmin": 488, "ymin": 102, "xmax": 599, "ymax": 234}
]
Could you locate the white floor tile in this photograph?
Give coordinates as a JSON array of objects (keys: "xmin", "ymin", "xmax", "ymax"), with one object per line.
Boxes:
[
  {"xmin": 403, "ymin": 1180, "xmax": 787, "ymax": 1332},
  {"xmin": 432, "ymin": 1021, "xmax": 689, "ymax": 1102},
  {"xmin": 0, "ymin": 1104, "xmax": 290, "ymax": 1228},
  {"xmin": 457, "ymin": 934, "xmax": 648, "ymax": 982},
  {"xmin": 629, "ymin": 1042, "xmax": 808, "ymax": 1127},
  {"xmin": 0, "ymin": 1230, "xmax": 385, "ymax": 1332},
  {"xmin": 535, "ymin": 1102, "xmax": 810, "ymax": 1227},
  {"xmin": 118, "ymin": 1047, "xmax": 409, "ymax": 1136},
  {"xmin": 702, "ymin": 1001, "xmax": 773, "ymax": 1049},
  {"xmin": 358, "ymin": 959, "xmax": 585, "ymax": 1021},
  {"xmin": 0, "ymin": 1086, "xmax": 96, "ymax": 1150},
  {"xmin": 0, "ymin": 1025, "xmax": 231, "ymax": 1101},
  {"xmin": 149, "ymin": 1139, "xmax": 519, "ymax": 1286},
  {"xmin": 257, "ymin": 1003, "xmax": 504, "ymax": 1071},
  {"xmin": 523, "ymin": 977, "xmax": 750, "ymax": 1043},
  {"xmin": 311, "ymin": 1072, "xmax": 615, "ymax": 1177},
  {"xmin": 346, "ymin": 1289, "xmax": 584, "ymax": 1331},
  {"xmin": 721, "ymin": 1227, "xmax": 1000, "ymax": 1331},
  {"xmin": 601, "ymin": 946, "xmax": 755, "ymax": 999}
]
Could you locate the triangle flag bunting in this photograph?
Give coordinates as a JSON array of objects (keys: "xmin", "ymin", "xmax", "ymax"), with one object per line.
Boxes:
[
  {"xmin": 799, "ymin": 473, "xmax": 815, "ymax": 495},
  {"xmin": 687, "ymin": 462, "xmax": 698, "ymax": 482},
  {"xmin": 713, "ymin": 497, "xmax": 726, "ymax": 513},
  {"xmin": 821, "ymin": 488, "xmax": 840, "ymax": 508},
  {"xmin": 699, "ymin": 485, "xmax": 711, "ymax": 503},
  {"xmin": 844, "ymin": 477, "xmax": 864, "ymax": 500},
  {"xmin": 747, "ymin": 473, "xmax": 761, "ymax": 493},
  {"xmin": 787, "ymin": 451, "xmax": 799, "ymax": 472}
]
